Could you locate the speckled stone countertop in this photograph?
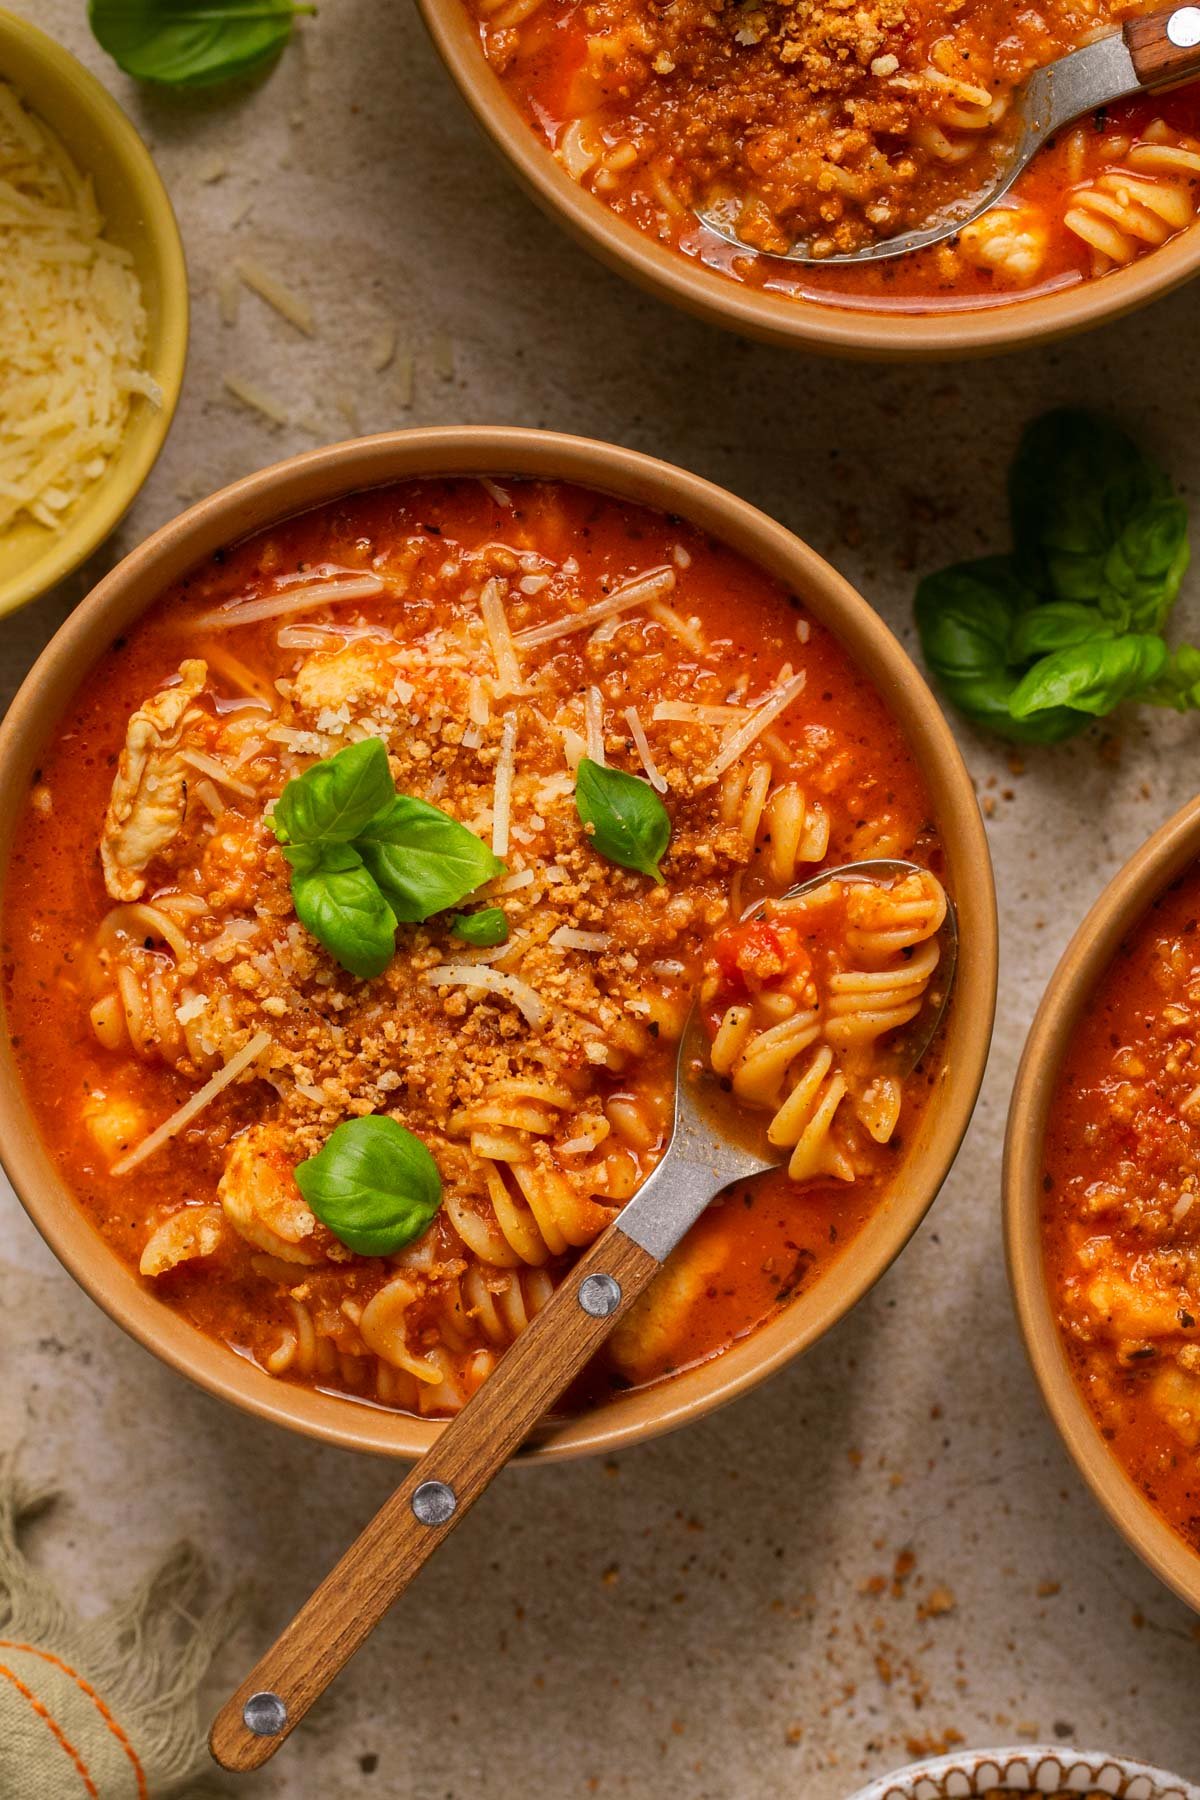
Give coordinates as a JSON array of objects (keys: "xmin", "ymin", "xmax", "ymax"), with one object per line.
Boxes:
[{"xmin": 3, "ymin": 4, "xmax": 1200, "ymax": 1795}]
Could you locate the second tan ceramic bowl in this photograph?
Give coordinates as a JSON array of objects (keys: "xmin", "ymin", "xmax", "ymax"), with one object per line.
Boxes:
[
  {"xmin": 1006, "ymin": 793, "xmax": 1200, "ymax": 1612},
  {"xmin": 416, "ymin": 1, "xmax": 1200, "ymax": 360},
  {"xmin": 0, "ymin": 427, "xmax": 996, "ymax": 1461}
]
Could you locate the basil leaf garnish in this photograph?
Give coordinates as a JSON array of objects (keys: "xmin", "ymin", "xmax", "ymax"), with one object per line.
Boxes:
[
  {"xmin": 356, "ymin": 794, "xmax": 505, "ymax": 923},
  {"xmin": 272, "ymin": 738, "xmax": 395, "ymax": 848},
  {"xmin": 914, "ymin": 558, "xmax": 1086, "ymax": 744},
  {"xmin": 89, "ymin": 0, "xmax": 313, "ymax": 89},
  {"xmin": 1008, "ymin": 633, "xmax": 1169, "ymax": 720},
  {"xmin": 1010, "ymin": 409, "xmax": 1189, "ymax": 631},
  {"xmin": 270, "ymin": 740, "xmax": 505, "ymax": 977},
  {"xmin": 287, "ymin": 843, "xmax": 398, "ymax": 981},
  {"xmin": 574, "ymin": 756, "xmax": 671, "ymax": 883},
  {"xmin": 295, "ymin": 1116, "xmax": 442, "ymax": 1257},
  {"xmin": 915, "ymin": 409, "xmax": 1199, "ymax": 743},
  {"xmin": 451, "ymin": 907, "xmax": 509, "ymax": 947}
]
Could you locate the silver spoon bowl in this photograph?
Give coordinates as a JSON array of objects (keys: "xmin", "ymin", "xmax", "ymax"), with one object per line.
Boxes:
[{"xmin": 697, "ymin": 9, "xmax": 1200, "ymax": 266}]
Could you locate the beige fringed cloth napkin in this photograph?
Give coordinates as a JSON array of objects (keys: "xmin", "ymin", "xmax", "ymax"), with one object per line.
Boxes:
[{"xmin": 0, "ymin": 1458, "xmax": 238, "ymax": 1799}]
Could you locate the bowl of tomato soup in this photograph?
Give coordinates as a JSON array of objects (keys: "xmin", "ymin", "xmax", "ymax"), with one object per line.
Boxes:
[
  {"xmin": 1007, "ymin": 793, "xmax": 1200, "ymax": 1611},
  {"xmin": 0, "ymin": 427, "xmax": 995, "ymax": 1461},
  {"xmin": 419, "ymin": 1, "xmax": 1200, "ymax": 357}
]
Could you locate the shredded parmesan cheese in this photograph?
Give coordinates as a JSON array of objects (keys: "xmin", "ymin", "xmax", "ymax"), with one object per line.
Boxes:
[
  {"xmin": 561, "ymin": 727, "xmax": 586, "ymax": 772},
  {"xmin": 492, "ymin": 714, "xmax": 518, "ymax": 859},
  {"xmin": 223, "ymin": 374, "xmax": 291, "ymax": 429},
  {"xmin": 0, "ymin": 81, "xmax": 159, "ymax": 536},
  {"xmin": 177, "ymin": 749, "xmax": 257, "ymax": 798},
  {"xmin": 624, "ymin": 706, "xmax": 667, "ymax": 793},
  {"xmin": 480, "ymin": 579, "xmax": 525, "ymax": 696},
  {"xmin": 196, "ymin": 573, "xmax": 385, "ymax": 628},
  {"xmin": 652, "ymin": 702, "xmax": 747, "ymax": 725},
  {"xmin": 234, "ymin": 257, "xmax": 314, "ymax": 335},
  {"xmin": 424, "ymin": 965, "xmax": 546, "ymax": 1028},
  {"xmin": 111, "ymin": 1031, "xmax": 272, "ymax": 1176},
  {"xmin": 585, "ymin": 688, "xmax": 606, "ymax": 765},
  {"xmin": 705, "ymin": 670, "xmax": 809, "ymax": 780},
  {"xmin": 468, "ymin": 677, "xmax": 491, "ymax": 728},
  {"xmin": 217, "ymin": 266, "xmax": 240, "ymax": 327},
  {"xmin": 549, "ymin": 927, "xmax": 612, "ymax": 952},
  {"xmin": 491, "ymin": 867, "xmax": 535, "ymax": 894},
  {"xmin": 644, "ymin": 597, "xmax": 706, "ymax": 652},
  {"xmin": 369, "ymin": 324, "xmax": 396, "ymax": 373},
  {"xmin": 513, "ymin": 567, "xmax": 676, "ymax": 648}
]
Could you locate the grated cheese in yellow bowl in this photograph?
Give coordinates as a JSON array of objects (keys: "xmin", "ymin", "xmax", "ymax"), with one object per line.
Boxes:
[{"xmin": 0, "ymin": 79, "xmax": 160, "ymax": 538}]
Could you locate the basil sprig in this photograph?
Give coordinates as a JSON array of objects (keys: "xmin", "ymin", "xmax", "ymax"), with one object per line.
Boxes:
[
  {"xmin": 295, "ymin": 1117, "xmax": 442, "ymax": 1257},
  {"xmin": 451, "ymin": 907, "xmax": 509, "ymax": 947},
  {"xmin": 574, "ymin": 756, "xmax": 671, "ymax": 883},
  {"xmin": 271, "ymin": 739, "xmax": 504, "ymax": 977},
  {"xmin": 915, "ymin": 409, "xmax": 1198, "ymax": 744},
  {"xmin": 89, "ymin": 0, "xmax": 314, "ymax": 88}
]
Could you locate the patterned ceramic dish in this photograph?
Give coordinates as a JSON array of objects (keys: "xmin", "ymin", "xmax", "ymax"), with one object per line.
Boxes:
[{"xmin": 846, "ymin": 1746, "xmax": 1199, "ymax": 1800}]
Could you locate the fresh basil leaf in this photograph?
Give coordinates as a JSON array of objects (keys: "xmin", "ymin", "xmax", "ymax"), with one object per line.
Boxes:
[
  {"xmin": 1147, "ymin": 643, "xmax": 1200, "ymax": 711},
  {"xmin": 288, "ymin": 843, "xmax": 397, "ymax": 980},
  {"xmin": 575, "ymin": 756, "xmax": 671, "ymax": 881},
  {"xmin": 914, "ymin": 557, "xmax": 1086, "ymax": 744},
  {"xmin": 1009, "ymin": 634, "xmax": 1169, "ymax": 721},
  {"xmin": 356, "ymin": 794, "xmax": 505, "ymax": 923},
  {"xmin": 272, "ymin": 738, "xmax": 394, "ymax": 849},
  {"xmin": 295, "ymin": 1116, "xmax": 442, "ymax": 1257},
  {"xmin": 89, "ymin": 0, "xmax": 312, "ymax": 87},
  {"xmin": 1007, "ymin": 601, "xmax": 1116, "ymax": 662},
  {"xmin": 1009, "ymin": 409, "xmax": 1188, "ymax": 630},
  {"xmin": 451, "ymin": 908, "xmax": 509, "ymax": 947}
]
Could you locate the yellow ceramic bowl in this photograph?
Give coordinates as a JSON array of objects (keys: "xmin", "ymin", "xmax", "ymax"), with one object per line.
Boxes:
[{"xmin": 0, "ymin": 10, "xmax": 188, "ymax": 619}]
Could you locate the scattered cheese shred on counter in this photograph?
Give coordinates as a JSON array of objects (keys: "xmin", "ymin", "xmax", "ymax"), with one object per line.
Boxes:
[{"xmin": 0, "ymin": 81, "xmax": 159, "ymax": 536}]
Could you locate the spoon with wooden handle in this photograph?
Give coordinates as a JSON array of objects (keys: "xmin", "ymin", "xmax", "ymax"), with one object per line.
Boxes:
[
  {"xmin": 209, "ymin": 858, "xmax": 956, "ymax": 1772},
  {"xmin": 698, "ymin": 5, "xmax": 1200, "ymax": 265}
]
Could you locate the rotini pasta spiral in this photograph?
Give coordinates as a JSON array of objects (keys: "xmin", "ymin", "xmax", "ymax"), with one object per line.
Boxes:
[
  {"xmin": 1065, "ymin": 125, "xmax": 1200, "ymax": 272},
  {"xmin": 718, "ymin": 760, "xmax": 830, "ymax": 891},
  {"xmin": 707, "ymin": 868, "xmax": 947, "ymax": 1184}
]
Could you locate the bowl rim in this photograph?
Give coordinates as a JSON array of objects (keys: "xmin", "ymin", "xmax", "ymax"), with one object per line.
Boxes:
[
  {"xmin": 413, "ymin": 0, "xmax": 1200, "ymax": 360},
  {"xmin": 0, "ymin": 8, "xmax": 188, "ymax": 619},
  {"xmin": 844, "ymin": 1744, "xmax": 1200, "ymax": 1799},
  {"xmin": 1004, "ymin": 791, "xmax": 1200, "ymax": 1613},
  {"xmin": 0, "ymin": 424, "xmax": 997, "ymax": 1462}
]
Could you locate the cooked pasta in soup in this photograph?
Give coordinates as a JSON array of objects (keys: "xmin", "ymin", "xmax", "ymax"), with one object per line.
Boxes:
[
  {"xmin": 465, "ymin": 0, "xmax": 1200, "ymax": 309},
  {"xmin": 1043, "ymin": 864, "xmax": 1200, "ymax": 1551},
  {"xmin": 3, "ymin": 478, "xmax": 947, "ymax": 1420}
]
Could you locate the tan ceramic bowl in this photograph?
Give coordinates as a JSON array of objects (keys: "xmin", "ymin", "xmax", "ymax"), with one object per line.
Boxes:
[
  {"xmin": 0, "ymin": 427, "xmax": 997, "ymax": 1461},
  {"xmin": 415, "ymin": 1, "xmax": 1200, "ymax": 360},
  {"xmin": 0, "ymin": 9, "xmax": 188, "ymax": 617},
  {"xmin": 1006, "ymin": 793, "xmax": 1200, "ymax": 1612}
]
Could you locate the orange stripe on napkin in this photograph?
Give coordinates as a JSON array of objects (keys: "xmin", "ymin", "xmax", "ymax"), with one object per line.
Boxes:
[
  {"xmin": 0, "ymin": 1640, "xmax": 148, "ymax": 1800},
  {"xmin": 0, "ymin": 1659, "xmax": 98, "ymax": 1797}
]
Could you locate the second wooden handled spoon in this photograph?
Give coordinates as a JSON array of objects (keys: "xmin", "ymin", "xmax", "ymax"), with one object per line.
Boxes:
[{"xmin": 209, "ymin": 859, "xmax": 956, "ymax": 1773}]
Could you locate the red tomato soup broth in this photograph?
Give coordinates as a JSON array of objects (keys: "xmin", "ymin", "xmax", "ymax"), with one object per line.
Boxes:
[
  {"xmin": 465, "ymin": 0, "xmax": 1200, "ymax": 310},
  {"xmin": 4, "ymin": 477, "xmax": 945, "ymax": 1420},
  {"xmin": 1044, "ymin": 865, "xmax": 1200, "ymax": 1550}
]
